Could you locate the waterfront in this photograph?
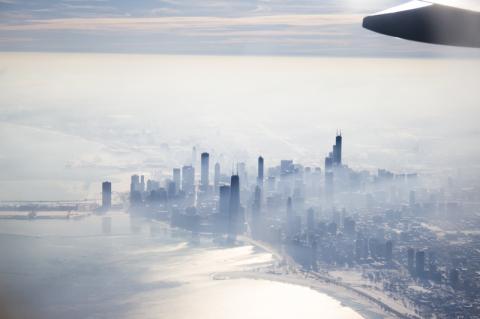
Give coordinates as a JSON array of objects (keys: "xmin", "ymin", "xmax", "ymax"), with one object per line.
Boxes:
[{"xmin": 0, "ymin": 212, "xmax": 365, "ymax": 319}]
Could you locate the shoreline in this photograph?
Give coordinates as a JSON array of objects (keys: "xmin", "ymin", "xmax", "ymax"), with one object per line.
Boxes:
[
  {"xmin": 162, "ymin": 220, "xmax": 418, "ymax": 319},
  {"xmin": 215, "ymin": 270, "xmax": 390, "ymax": 319},
  {"xmin": 233, "ymin": 235, "xmax": 419, "ymax": 319},
  {"xmin": 0, "ymin": 214, "xmax": 418, "ymax": 318}
]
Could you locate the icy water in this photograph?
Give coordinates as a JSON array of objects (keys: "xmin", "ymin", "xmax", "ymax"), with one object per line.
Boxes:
[{"xmin": 0, "ymin": 212, "xmax": 363, "ymax": 319}]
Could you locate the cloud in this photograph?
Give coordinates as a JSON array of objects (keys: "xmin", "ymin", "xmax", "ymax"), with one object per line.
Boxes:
[
  {"xmin": 0, "ymin": 36, "xmax": 33, "ymax": 43},
  {"xmin": 0, "ymin": 14, "xmax": 363, "ymax": 32},
  {"xmin": 1, "ymin": 2, "xmax": 476, "ymax": 56},
  {"xmin": 150, "ymin": 7, "xmax": 180, "ymax": 16}
]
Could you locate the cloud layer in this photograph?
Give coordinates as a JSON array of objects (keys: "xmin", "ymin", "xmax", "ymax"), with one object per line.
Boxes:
[{"xmin": 0, "ymin": 0, "xmax": 479, "ymax": 56}]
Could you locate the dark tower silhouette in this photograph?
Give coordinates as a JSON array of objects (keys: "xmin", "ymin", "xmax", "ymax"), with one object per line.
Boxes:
[
  {"xmin": 200, "ymin": 152, "xmax": 209, "ymax": 191},
  {"xmin": 257, "ymin": 156, "xmax": 264, "ymax": 186},
  {"xmin": 334, "ymin": 132, "xmax": 342, "ymax": 166},
  {"xmin": 324, "ymin": 132, "xmax": 342, "ymax": 206},
  {"xmin": 130, "ymin": 175, "xmax": 141, "ymax": 204},
  {"xmin": 219, "ymin": 185, "xmax": 231, "ymax": 233},
  {"xmin": 130, "ymin": 175, "xmax": 139, "ymax": 193},
  {"xmin": 102, "ymin": 181, "xmax": 112, "ymax": 210},
  {"xmin": 228, "ymin": 175, "xmax": 240, "ymax": 240}
]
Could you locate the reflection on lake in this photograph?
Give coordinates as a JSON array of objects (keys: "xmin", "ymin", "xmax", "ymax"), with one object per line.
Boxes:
[{"xmin": 0, "ymin": 212, "xmax": 363, "ymax": 319}]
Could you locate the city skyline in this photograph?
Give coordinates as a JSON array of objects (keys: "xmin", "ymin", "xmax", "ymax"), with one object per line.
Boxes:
[
  {"xmin": 1, "ymin": 36, "xmax": 479, "ymax": 200},
  {"xmin": 1, "ymin": 2, "xmax": 480, "ymax": 319},
  {"xmin": 59, "ymin": 131, "xmax": 427, "ymax": 203},
  {"xmin": 81, "ymin": 131, "xmax": 480, "ymax": 318}
]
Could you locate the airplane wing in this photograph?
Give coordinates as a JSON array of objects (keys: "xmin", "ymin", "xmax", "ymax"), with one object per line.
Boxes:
[{"xmin": 362, "ymin": 0, "xmax": 480, "ymax": 47}]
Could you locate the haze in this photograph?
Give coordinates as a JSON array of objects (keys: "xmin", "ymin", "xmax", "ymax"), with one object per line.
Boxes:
[{"xmin": 0, "ymin": 53, "xmax": 479, "ymax": 200}]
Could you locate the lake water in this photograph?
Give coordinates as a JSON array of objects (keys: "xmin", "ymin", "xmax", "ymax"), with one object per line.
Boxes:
[{"xmin": 0, "ymin": 212, "xmax": 364, "ymax": 319}]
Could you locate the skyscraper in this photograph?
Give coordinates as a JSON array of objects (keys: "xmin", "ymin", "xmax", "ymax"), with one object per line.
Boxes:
[
  {"xmin": 251, "ymin": 185, "xmax": 262, "ymax": 239},
  {"xmin": 416, "ymin": 251, "xmax": 425, "ymax": 277},
  {"xmin": 219, "ymin": 185, "xmax": 231, "ymax": 216},
  {"xmin": 214, "ymin": 162, "xmax": 220, "ymax": 191},
  {"xmin": 333, "ymin": 133, "xmax": 342, "ymax": 166},
  {"xmin": 218, "ymin": 185, "xmax": 231, "ymax": 233},
  {"xmin": 228, "ymin": 175, "xmax": 240, "ymax": 239},
  {"xmin": 102, "ymin": 181, "xmax": 111, "ymax": 210},
  {"xmin": 167, "ymin": 181, "xmax": 176, "ymax": 198},
  {"xmin": 200, "ymin": 152, "xmax": 209, "ymax": 191},
  {"xmin": 324, "ymin": 133, "xmax": 342, "ymax": 206},
  {"xmin": 140, "ymin": 175, "xmax": 145, "ymax": 193},
  {"xmin": 325, "ymin": 154, "xmax": 333, "ymax": 172},
  {"xmin": 181, "ymin": 165, "xmax": 195, "ymax": 194},
  {"xmin": 325, "ymin": 133, "xmax": 342, "ymax": 170},
  {"xmin": 257, "ymin": 156, "xmax": 264, "ymax": 186},
  {"xmin": 129, "ymin": 175, "xmax": 142, "ymax": 205},
  {"xmin": 173, "ymin": 168, "xmax": 181, "ymax": 193},
  {"xmin": 130, "ymin": 175, "xmax": 139, "ymax": 193}
]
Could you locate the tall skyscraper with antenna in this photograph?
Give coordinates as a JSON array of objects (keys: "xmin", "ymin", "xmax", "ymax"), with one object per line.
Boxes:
[
  {"xmin": 325, "ymin": 131, "xmax": 343, "ymax": 169},
  {"xmin": 334, "ymin": 131, "xmax": 342, "ymax": 166},
  {"xmin": 324, "ymin": 132, "xmax": 342, "ymax": 206}
]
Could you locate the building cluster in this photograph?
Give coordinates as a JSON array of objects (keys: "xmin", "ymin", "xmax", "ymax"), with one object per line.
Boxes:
[{"xmin": 100, "ymin": 133, "xmax": 480, "ymax": 318}]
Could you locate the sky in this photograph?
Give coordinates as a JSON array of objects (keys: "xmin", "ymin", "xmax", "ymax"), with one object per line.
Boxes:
[{"xmin": 0, "ymin": 0, "xmax": 480, "ymax": 56}]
